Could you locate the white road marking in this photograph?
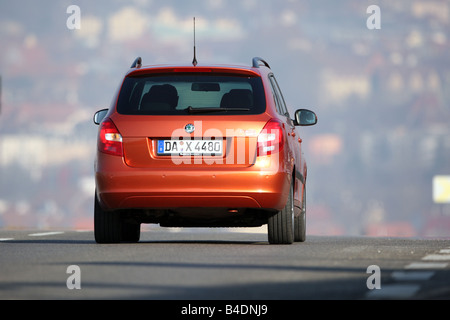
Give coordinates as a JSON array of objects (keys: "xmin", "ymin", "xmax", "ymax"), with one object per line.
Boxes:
[
  {"xmin": 405, "ymin": 262, "xmax": 448, "ymax": 269},
  {"xmin": 366, "ymin": 284, "xmax": 421, "ymax": 299},
  {"xmin": 439, "ymin": 249, "xmax": 450, "ymax": 254},
  {"xmin": 422, "ymin": 254, "xmax": 450, "ymax": 261},
  {"xmin": 0, "ymin": 238, "xmax": 14, "ymax": 241},
  {"xmin": 391, "ymin": 271, "xmax": 435, "ymax": 281},
  {"xmin": 28, "ymin": 231, "xmax": 65, "ymax": 237}
]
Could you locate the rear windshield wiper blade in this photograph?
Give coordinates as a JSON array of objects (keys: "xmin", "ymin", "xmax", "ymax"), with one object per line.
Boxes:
[{"xmin": 186, "ymin": 106, "xmax": 250, "ymax": 114}]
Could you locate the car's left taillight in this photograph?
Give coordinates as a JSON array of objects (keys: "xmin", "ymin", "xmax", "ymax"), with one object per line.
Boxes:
[{"xmin": 98, "ymin": 118, "xmax": 123, "ymax": 156}]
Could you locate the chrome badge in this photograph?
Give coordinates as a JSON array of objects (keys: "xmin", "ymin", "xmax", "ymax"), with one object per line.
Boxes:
[{"xmin": 185, "ymin": 123, "xmax": 195, "ymax": 134}]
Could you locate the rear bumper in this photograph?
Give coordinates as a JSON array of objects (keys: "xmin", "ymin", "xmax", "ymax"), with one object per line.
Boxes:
[{"xmin": 95, "ymin": 153, "xmax": 291, "ymax": 211}]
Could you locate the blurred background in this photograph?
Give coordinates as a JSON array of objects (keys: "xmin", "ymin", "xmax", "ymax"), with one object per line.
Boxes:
[{"xmin": 0, "ymin": 0, "xmax": 449, "ymax": 236}]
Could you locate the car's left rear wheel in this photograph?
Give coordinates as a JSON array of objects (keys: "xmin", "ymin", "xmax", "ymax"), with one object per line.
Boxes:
[
  {"xmin": 121, "ymin": 219, "xmax": 141, "ymax": 243},
  {"xmin": 94, "ymin": 193, "xmax": 140, "ymax": 243},
  {"xmin": 94, "ymin": 194, "xmax": 121, "ymax": 243}
]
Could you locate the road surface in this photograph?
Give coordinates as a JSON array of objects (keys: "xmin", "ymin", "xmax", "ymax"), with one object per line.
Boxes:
[{"xmin": 1, "ymin": 228, "xmax": 449, "ymax": 303}]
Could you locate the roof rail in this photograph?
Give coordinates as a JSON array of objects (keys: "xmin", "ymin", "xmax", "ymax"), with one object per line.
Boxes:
[
  {"xmin": 131, "ymin": 57, "xmax": 142, "ymax": 68},
  {"xmin": 252, "ymin": 57, "xmax": 270, "ymax": 69}
]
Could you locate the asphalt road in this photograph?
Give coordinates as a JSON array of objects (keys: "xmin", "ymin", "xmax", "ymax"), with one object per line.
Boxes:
[{"xmin": 1, "ymin": 228, "xmax": 449, "ymax": 302}]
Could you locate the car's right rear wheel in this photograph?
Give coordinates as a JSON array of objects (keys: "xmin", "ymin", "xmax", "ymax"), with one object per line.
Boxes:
[
  {"xmin": 268, "ymin": 181, "xmax": 295, "ymax": 244},
  {"xmin": 294, "ymin": 187, "xmax": 306, "ymax": 242}
]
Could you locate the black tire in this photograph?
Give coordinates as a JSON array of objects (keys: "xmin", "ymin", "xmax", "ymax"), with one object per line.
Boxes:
[
  {"xmin": 121, "ymin": 220, "xmax": 141, "ymax": 243},
  {"xmin": 94, "ymin": 194, "xmax": 122, "ymax": 243},
  {"xmin": 294, "ymin": 187, "xmax": 306, "ymax": 242},
  {"xmin": 268, "ymin": 181, "xmax": 295, "ymax": 244}
]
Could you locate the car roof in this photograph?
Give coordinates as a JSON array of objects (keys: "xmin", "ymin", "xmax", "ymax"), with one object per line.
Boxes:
[{"xmin": 125, "ymin": 57, "xmax": 272, "ymax": 78}]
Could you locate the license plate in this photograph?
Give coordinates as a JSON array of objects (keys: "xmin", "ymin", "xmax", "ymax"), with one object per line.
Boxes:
[{"xmin": 157, "ymin": 140, "xmax": 223, "ymax": 156}]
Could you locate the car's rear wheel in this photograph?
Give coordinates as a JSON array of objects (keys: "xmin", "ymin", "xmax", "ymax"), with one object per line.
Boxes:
[
  {"xmin": 94, "ymin": 193, "xmax": 140, "ymax": 243},
  {"xmin": 121, "ymin": 219, "xmax": 141, "ymax": 243},
  {"xmin": 268, "ymin": 180, "xmax": 295, "ymax": 244},
  {"xmin": 294, "ymin": 187, "xmax": 306, "ymax": 242},
  {"xmin": 94, "ymin": 195, "xmax": 120, "ymax": 243}
]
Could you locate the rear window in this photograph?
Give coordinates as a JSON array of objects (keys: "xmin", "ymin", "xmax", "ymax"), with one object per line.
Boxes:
[{"xmin": 116, "ymin": 74, "xmax": 266, "ymax": 115}]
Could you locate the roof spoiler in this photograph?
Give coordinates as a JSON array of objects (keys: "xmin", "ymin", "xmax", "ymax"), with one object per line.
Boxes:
[
  {"xmin": 130, "ymin": 56, "xmax": 269, "ymax": 69},
  {"xmin": 131, "ymin": 57, "xmax": 142, "ymax": 68},
  {"xmin": 252, "ymin": 57, "xmax": 270, "ymax": 69}
]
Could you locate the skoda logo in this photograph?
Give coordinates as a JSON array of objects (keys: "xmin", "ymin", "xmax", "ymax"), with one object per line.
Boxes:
[{"xmin": 185, "ymin": 123, "xmax": 195, "ymax": 134}]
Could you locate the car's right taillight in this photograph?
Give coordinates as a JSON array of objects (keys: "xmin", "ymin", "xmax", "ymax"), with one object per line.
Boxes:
[
  {"xmin": 257, "ymin": 119, "xmax": 284, "ymax": 156},
  {"xmin": 98, "ymin": 118, "xmax": 123, "ymax": 156}
]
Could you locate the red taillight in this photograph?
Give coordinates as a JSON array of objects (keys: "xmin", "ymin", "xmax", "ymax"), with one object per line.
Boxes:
[
  {"xmin": 98, "ymin": 118, "xmax": 123, "ymax": 156},
  {"xmin": 257, "ymin": 119, "xmax": 284, "ymax": 156}
]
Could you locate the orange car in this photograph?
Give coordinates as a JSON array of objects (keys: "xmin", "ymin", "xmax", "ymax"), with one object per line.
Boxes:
[{"xmin": 93, "ymin": 57, "xmax": 317, "ymax": 244}]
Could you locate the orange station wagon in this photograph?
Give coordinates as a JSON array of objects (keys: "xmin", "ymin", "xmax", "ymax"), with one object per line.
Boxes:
[{"xmin": 93, "ymin": 57, "xmax": 317, "ymax": 244}]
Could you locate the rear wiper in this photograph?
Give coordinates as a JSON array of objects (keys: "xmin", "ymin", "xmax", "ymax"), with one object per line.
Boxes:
[{"xmin": 186, "ymin": 106, "xmax": 250, "ymax": 114}]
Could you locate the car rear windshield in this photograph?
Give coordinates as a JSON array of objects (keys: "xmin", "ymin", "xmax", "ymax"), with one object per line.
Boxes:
[{"xmin": 116, "ymin": 74, "xmax": 266, "ymax": 115}]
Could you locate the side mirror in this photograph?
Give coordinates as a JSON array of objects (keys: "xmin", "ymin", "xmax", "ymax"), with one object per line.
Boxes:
[
  {"xmin": 294, "ymin": 109, "xmax": 317, "ymax": 126},
  {"xmin": 93, "ymin": 109, "xmax": 108, "ymax": 125}
]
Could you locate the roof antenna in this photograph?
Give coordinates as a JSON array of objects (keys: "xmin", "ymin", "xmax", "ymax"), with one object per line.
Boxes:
[{"xmin": 192, "ymin": 17, "xmax": 198, "ymax": 66}]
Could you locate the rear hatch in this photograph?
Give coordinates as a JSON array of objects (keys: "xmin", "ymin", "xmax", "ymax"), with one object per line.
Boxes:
[
  {"xmin": 110, "ymin": 67, "xmax": 270, "ymax": 169},
  {"xmin": 112, "ymin": 115, "xmax": 271, "ymax": 168}
]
